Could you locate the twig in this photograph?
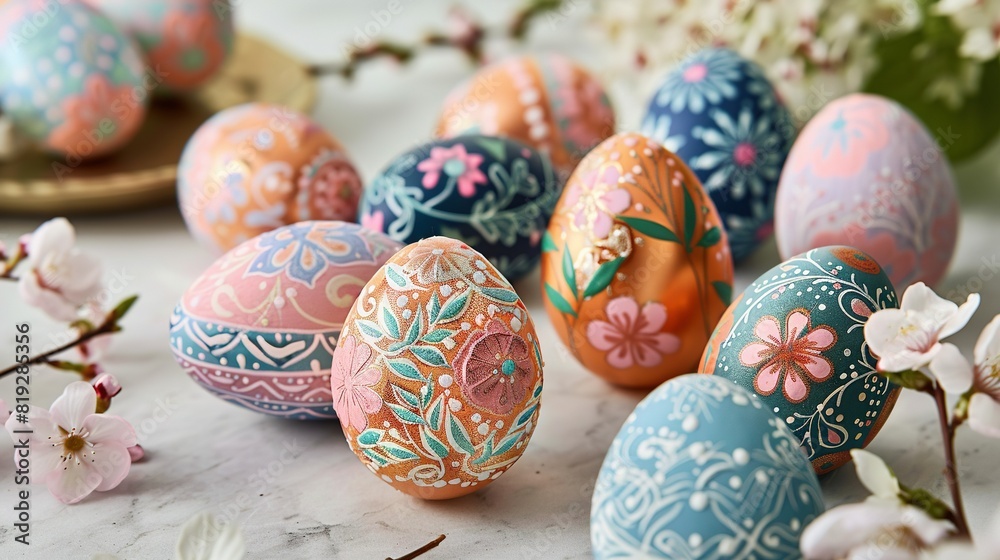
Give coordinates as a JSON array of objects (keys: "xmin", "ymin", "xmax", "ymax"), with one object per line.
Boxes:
[
  {"xmin": 931, "ymin": 385, "xmax": 971, "ymax": 537},
  {"xmin": 387, "ymin": 534, "xmax": 446, "ymax": 560},
  {"xmin": 0, "ymin": 295, "xmax": 137, "ymax": 380}
]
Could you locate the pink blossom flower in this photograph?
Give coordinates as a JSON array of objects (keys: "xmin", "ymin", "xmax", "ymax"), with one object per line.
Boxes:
[
  {"xmin": 93, "ymin": 373, "xmax": 122, "ymax": 400},
  {"xmin": 586, "ymin": 296, "xmax": 680, "ymax": 369},
  {"xmin": 454, "ymin": 319, "xmax": 537, "ymax": 415},
  {"xmin": 564, "ymin": 165, "xmax": 631, "ymax": 239},
  {"xmin": 739, "ymin": 309, "xmax": 837, "ymax": 403},
  {"xmin": 360, "ymin": 210, "xmax": 386, "ymax": 233},
  {"xmin": 18, "ymin": 218, "xmax": 103, "ymax": 322},
  {"xmin": 331, "ymin": 335, "xmax": 383, "ymax": 432},
  {"xmin": 416, "ymin": 144, "xmax": 487, "ymax": 197},
  {"xmin": 4, "ymin": 382, "xmax": 136, "ymax": 504}
]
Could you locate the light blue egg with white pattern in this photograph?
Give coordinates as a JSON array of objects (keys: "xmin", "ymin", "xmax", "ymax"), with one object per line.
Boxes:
[
  {"xmin": 641, "ymin": 48, "xmax": 796, "ymax": 262},
  {"xmin": 591, "ymin": 374, "xmax": 823, "ymax": 559}
]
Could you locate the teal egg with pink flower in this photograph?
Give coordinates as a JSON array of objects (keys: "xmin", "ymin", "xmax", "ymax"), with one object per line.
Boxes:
[
  {"xmin": 698, "ymin": 245, "xmax": 901, "ymax": 474},
  {"xmin": 641, "ymin": 48, "xmax": 796, "ymax": 262},
  {"xmin": 82, "ymin": 0, "xmax": 235, "ymax": 91},
  {"xmin": 0, "ymin": 0, "xmax": 149, "ymax": 158},
  {"xmin": 358, "ymin": 135, "xmax": 560, "ymax": 282}
]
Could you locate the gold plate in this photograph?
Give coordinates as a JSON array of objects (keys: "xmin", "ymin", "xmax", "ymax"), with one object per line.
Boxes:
[{"xmin": 0, "ymin": 33, "xmax": 317, "ymax": 215}]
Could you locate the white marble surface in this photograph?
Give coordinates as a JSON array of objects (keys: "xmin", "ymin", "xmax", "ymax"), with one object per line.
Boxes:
[{"xmin": 3, "ymin": 1, "xmax": 1000, "ymax": 558}]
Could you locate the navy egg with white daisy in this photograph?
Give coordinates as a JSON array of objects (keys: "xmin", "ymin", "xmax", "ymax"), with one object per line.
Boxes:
[
  {"xmin": 358, "ymin": 135, "xmax": 560, "ymax": 282},
  {"xmin": 641, "ymin": 48, "xmax": 796, "ymax": 262}
]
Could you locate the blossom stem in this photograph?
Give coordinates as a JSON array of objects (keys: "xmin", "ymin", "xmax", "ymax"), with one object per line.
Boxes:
[
  {"xmin": 0, "ymin": 275, "xmax": 17, "ymax": 281},
  {"xmin": 932, "ymin": 384, "xmax": 971, "ymax": 538},
  {"xmin": 0, "ymin": 308, "xmax": 121, "ymax": 380},
  {"xmin": 387, "ymin": 534, "xmax": 446, "ymax": 560}
]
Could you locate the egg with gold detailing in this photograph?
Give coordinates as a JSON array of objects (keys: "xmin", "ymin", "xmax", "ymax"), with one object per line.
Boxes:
[{"xmin": 540, "ymin": 132, "xmax": 734, "ymax": 388}]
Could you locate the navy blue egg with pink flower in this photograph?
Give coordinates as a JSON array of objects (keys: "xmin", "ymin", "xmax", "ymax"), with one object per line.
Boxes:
[
  {"xmin": 358, "ymin": 135, "xmax": 560, "ymax": 282},
  {"xmin": 641, "ymin": 47, "xmax": 796, "ymax": 262}
]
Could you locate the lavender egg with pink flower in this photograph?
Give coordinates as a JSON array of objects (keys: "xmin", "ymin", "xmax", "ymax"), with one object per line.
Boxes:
[
  {"xmin": 698, "ymin": 245, "xmax": 901, "ymax": 474},
  {"xmin": 0, "ymin": 0, "xmax": 149, "ymax": 158},
  {"xmin": 774, "ymin": 93, "xmax": 959, "ymax": 290},
  {"xmin": 82, "ymin": 0, "xmax": 235, "ymax": 91},
  {"xmin": 358, "ymin": 135, "xmax": 560, "ymax": 282},
  {"xmin": 169, "ymin": 221, "xmax": 401, "ymax": 420},
  {"xmin": 641, "ymin": 48, "xmax": 796, "ymax": 262}
]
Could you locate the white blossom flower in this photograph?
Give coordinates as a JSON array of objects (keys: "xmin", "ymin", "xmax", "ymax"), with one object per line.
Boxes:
[
  {"xmin": 4, "ymin": 382, "xmax": 136, "ymax": 504},
  {"xmin": 176, "ymin": 513, "xmax": 246, "ymax": 560},
  {"xmin": 925, "ymin": 509, "xmax": 1000, "ymax": 559},
  {"xmin": 801, "ymin": 450, "xmax": 953, "ymax": 559},
  {"xmin": 864, "ymin": 282, "xmax": 979, "ymax": 391},
  {"xmin": 965, "ymin": 315, "xmax": 1000, "ymax": 438},
  {"xmin": 18, "ymin": 218, "xmax": 103, "ymax": 322}
]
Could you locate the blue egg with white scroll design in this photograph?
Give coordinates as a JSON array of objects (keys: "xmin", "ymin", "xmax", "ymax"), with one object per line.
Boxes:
[
  {"xmin": 358, "ymin": 135, "xmax": 560, "ymax": 281},
  {"xmin": 641, "ymin": 48, "xmax": 796, "ymax": 262},
  {"xmin": 591, "ymin": 374, "xmax": 824, "ymax": 559}
]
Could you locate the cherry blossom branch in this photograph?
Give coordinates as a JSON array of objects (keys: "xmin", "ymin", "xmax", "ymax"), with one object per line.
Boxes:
[
  {"xmin": 0, "ymin": 295, "xmax": 138, "ymax": 380},
  {"xmin": 930, "ymin": 384, "xmax": 971, "ymax": 538},
  {"xmin": 308, "ymin": 0, "xmax": 562, "ymax": 78},
  {"xmin": 387, "ymin": 535, "xmax": 446, "ymax": 560}
]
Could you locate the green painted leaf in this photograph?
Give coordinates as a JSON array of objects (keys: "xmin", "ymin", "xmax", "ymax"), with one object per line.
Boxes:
[
  {"xmin": 382, "ymin": 306, "xmax": 401, "ymax": 339},
  {"xmin": 363, "ymin": 448, "xmax": 389, "ymax": 466},
  {"xmin": 356, "ymin": 320, "xmax": 383, "ymax": 339},
  {"xmin": 420, "ymin": 429, "xmax": 449, "ymax": 458},
  {"xmin": 583, "ymin": 257, "xmax": 624, "ymax": 298},
  {"xmin": 388, "ymin": 359, "xmax": 425, "ymax": 381},
  {"xmin": 541, "ymin": 231, "xmax": 558, "ymax": 253},
  {"xmin": 473, "ymin": 434, "xmax": 495, "ymax": 465},
  {"xmin": 515, "ymin": 404, "xmax": 538, "ymax": 428},
  {"xmin": 379, "ymin": 442, "xmax": 419, "ymax": 461},
  {"xmin": 404, "ymin": 308, "xmax": 422, "ymax": 345},
  {"xmin": 617, "ymin": 215, "xmax": 679, "ymax": 243},
  {"xmin": 421, "ymin": 376, "xmax": 435, "ymax": 408},
  {"xmin": 712, "ymin": 281, "xmax": 733, "ymax": 306},
  {"xmin": 392, "ymin": 385, "xmax": 421, "ymax": 408},
  {"xmin": 386, "ymin": 265, "xmax": 407, "ymax": 288},
  {"xmin": 428, "ymin": 397, "xmax": 443, "ymax": 431},
  {"xmin": 697, "ymin": 226, "xmax": 721, "ymax": 248},
  {"xmin": 683, "ymin": 187, "xmax": 697, "ymax": 252},
  {"xmin": 480, "ymin": 287, "xmax": 520, "ymax": 304},
  {"xmin": 562, "ymin": 243, "xmax": 577, "ymax": 299},
  {"xmin": 447, "ymin": 414, "xmax": 476, "ymax": 455},
  {"xmin": 493, "ymin": 433, "xmax": 521, "ymax": 456},
  {"xmin": 388, "ymin": 403, "xmax": 426, "ymax": 425},
  {"xmin": 476, "ymin": 137, "xmax": 507, "ymax": 161},
  {"xmin": 411, "ymin": 345, "xmax": 447, "ymax": 367},
  {"xmin": 422, "ymin": 329, "xmax": 453, "ymax": 343},
  {"xmin": 357, "ymin": 429, "xmax": 383, "ymax": 447},
  {"xmin": 427, "ymin": 292, "xmax": 441, "ymax": 324},
  {"xmin": 437, "ymin": 291, "xmax": 469, "ymax": 323},
  {"xmin": 544, "ymin": 283, "xmax": 577, "ymax": 318},
  {"xmin": 533, "ymin": 383, "xmax": 543, "ymax": 399}
]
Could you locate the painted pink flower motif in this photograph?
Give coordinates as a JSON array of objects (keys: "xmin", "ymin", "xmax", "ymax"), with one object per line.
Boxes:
[
  {"xmin": 416, "ymin": 144, "xmax": 487, "ymax": 197},
  {"xmin": 3, "ymin": 382, "xmax": 136, "ymax": 504},
  {"xmin": 739, "ymin": 309, "xmax": 837, "ymax": 404},
  {"xmin": 299, "ymin": 150, "xmax": 362, "ymax": 221},
  {"xmin": 331, "ymin": 335, "xmax": 383, "ymax": 432},
  {"xmin": 792, "ymin": 94, "xmax": 891, "ymax": 178},
  {"xmin": 149, "ymin": 7, "xmax": 229, "ymax": 90},
  {"xmin": 586, "ymin": 297, "xmax": 680, "ymax": 369},
  {"xmin": 47, "ymin": 74, "xmax": 145, "ymax": 157},
  {"xmin": 360, "ymin": 210, "xmax": 386, "ymax": 233},
  {"xmin": 564, "ymin": 165, "xmax": 630, "ymax": 239},
  {"xmin": 454, "ymin": 319, "xmax": 536, "ymax": 415}
]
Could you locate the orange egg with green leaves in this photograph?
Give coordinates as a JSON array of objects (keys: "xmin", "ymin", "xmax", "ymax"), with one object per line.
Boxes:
[{"xmin": 540, "ymin": 132, "xmax": 734, "ymax": 388}]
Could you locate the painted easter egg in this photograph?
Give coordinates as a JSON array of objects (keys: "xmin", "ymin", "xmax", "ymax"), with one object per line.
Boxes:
[
  {"xmin": 775, "ymin": 93, "xmax": 959, "ymax": 289},
  {"xmin": 178, "ymin": 103, "xmax": 364, "ymax": 253},
  {"xmin": 358, "ymin": 135, "xmax": 560, "ymax": 282},
  {"xmin": 540, "ymin": 132, "xmax": 734, "ymax": 389},
  {"xmin": 333, "ymin": 236, "xmax": 543, "ymax": 499},
  {"xmin": 83, "ymin": 0, "xmax": 235, "ymax": 91},
  {"xmin": 699, "ymin": 246, "xmax": 900, "ymax": 474},
  {"xmin": 169, "ymin": 221, "xmax": 401, "ymax": 419},
  {"xmin": 591, "ymin": 374, "xmax": 824, "ymax": 559},
  {"xmin": 435, "ymin": 54, "xmax": 615, "ymax": 179},
  {"xmin": 0, "ymin": 0, "xmax": 149, "ymax": 158},
  {"xmin": 641, "ymin": 48, "xmax": 796, "ymax": 261}
]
